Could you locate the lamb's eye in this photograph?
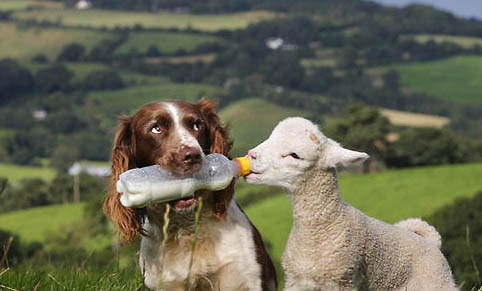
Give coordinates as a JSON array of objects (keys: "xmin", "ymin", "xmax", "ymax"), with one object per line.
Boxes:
[
  {"xmin": 289, "ymin": 153, "xmax": 301, "ymax": 159},
  {"xmin": 151, "ymin": 126, "xmax": 162, "ymax": 134}
]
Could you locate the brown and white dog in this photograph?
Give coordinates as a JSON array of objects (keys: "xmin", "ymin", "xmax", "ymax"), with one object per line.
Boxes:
[{"xmin": 104, "ymin": 99, "xmax": 277, "ymax": 291}]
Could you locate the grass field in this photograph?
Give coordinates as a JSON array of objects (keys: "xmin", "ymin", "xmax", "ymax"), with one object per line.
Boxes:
[
  {"xmin": 0, "ymin": 0, "xmax": 61, "ymax": 11},
  {"xmin": 0, "ymin": 203, "xmax": 84, "ymax": 243},
  {"xmin": 0, "ymin": 23, "xmax": 113, "ymax": 60},
  {"xmin": 84, "ymin": 82, "xmax": 222, "ymax": 129},
  {"xmin": 0, "ymin": 163, "xmax": 56, "ymax": 183},
  {"xmin": 0, "ymin": 267, "xmax": 144, "ymax": 290},
  {"xmin": 380, "ymin": 55, "xmax": 482, "ymax": 104},
  {"xmin": 412, "ymin": 34, "xmax": 482, "ymax": 48},
  {"xmin": 115, "ymin": 31, "xmax": 220, "ymax": 55},
  {"xmin": 219, "ymin": 98, "xmax": 310, "ymax": 156},
  {"xmin": 14, "ymin": 9, "xmax": 277, "ymax": 31},
  {"xmin": 245, "ymin": 163, "xmax": 482, "ymax": 261}
]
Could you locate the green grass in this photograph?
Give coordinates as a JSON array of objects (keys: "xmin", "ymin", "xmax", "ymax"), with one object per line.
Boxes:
[
  {"xmin": 116, "ymin": 31, "xmax": 220, "ymax": 55},
  {"xmin": 0, "ymin": 0, "xmax": 60, "ymax": 11},
  {"xmin": 84, "ymin": 82, "xmax": 223, "ymax": 129},
  {"xmin": 381, "ymin": 55, "xmax": 482, "ymax": 104},
  {"xmin": 14, "ymin": 9, "xmax": 277, "ymax": 31},
  {"xmin": 219, "ymin": 98, "xmax": 310, "ymax": 156},
  {"xmin": 412, "ymin": 34, "xmax": 482, "ymax": 48},
  {"xmin": 0, "ymin": 203, "xmax": 84, "ymax": 243},
  {"xmin": 0, "ymin": 163, "xmax": 56, "ymax": 184},
  {"xmin": 0, "ymin": 23, "xmax": 113, "ymax": 60},
  {"xmin": 0, "ymin": 266, "xmax": 145, "ymax": 290},
  {"xmin": 245, "ymin": 163, "xmax": 482, "ymax": 261}
]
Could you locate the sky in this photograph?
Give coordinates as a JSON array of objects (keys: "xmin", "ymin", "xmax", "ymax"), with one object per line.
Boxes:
[{"xmin": 370, "ymin": 0, "xmax": 482, "ymax": 20}]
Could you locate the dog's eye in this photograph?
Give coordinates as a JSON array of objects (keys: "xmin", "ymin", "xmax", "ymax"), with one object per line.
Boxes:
[
  {"xmin": 289, "ymin": 153, "xmax": 301, "ymax": 159},
  {"xmin": 193, "ymin": 120, "xmax": 202, "ymax": 131},
  {"xmin": 151, "ymin": 126, "xmax": 162, "ymax": 134}
]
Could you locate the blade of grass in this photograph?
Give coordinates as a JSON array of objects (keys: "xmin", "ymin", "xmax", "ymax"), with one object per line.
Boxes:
[{"xmin": 185, "ymin": 197, "xmax": 203, "ymax": 291}]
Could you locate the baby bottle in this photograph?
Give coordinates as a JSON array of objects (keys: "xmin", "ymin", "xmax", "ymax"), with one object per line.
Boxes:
[{"xmin": 117, "ymin": 154, "xmax": 251, "ymax": 208}]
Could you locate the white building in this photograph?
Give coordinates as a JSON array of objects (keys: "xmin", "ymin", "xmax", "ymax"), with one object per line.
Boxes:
[{"xmin": 75, "ymin": 0, "xmax": 92, "ymax": 10}]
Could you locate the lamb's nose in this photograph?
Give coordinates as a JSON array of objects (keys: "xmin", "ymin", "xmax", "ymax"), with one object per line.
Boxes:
[
  {"xmin": 247, "ymin": 150, "xmax": 257, "ymax": 160},
  {"xmin": 181, "ymin": 147, "xmax": 202, "ymax": 165}
]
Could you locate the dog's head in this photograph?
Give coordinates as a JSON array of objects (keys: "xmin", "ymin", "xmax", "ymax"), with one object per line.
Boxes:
[
  {"xmin": 246, "ymin": 117, "xmax": 368, "ymax": 192},
  {"xmin": 104, "ymin": 98, "xmax": 233, "ymax": 242}
]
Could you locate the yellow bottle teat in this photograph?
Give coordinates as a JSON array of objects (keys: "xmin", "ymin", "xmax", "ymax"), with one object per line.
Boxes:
[{"xmin": 234, "ymin": 156, "xmax": 251, "ymax": 176}]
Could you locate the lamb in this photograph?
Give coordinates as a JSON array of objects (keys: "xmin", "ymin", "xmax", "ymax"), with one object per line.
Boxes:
[{"xmin": 245, "ymin": 117, "xmax": 457, "ymax": 291}]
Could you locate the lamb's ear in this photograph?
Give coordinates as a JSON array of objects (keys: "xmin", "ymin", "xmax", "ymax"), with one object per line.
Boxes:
[{"xmin": 321, "ymin": 139, "xmax": 369, "ymax": 168}]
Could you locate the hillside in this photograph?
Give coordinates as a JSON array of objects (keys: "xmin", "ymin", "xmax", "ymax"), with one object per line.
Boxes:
[
  {"xmin": 219, "ymin": 98, "xmax": 310, "ymax": 156},
  {"xmin": 381, "ymin": 56, "xmax": 482, "ymax": 104}
]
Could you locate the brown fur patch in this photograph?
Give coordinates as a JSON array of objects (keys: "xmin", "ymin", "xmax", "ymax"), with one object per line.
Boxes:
[{"xmin": 310, "ymin": 133, "xmax": 320, "ymax": 145}]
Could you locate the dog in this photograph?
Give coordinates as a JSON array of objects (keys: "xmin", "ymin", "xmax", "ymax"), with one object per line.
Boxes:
[{"xmin": 104, "ymin": 98, "xmax": 277, "ymax": 291}]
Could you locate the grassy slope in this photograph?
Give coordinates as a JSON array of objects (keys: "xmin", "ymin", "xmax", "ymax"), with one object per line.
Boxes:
[
  {"xmin": 382, "ymin": 55, "xmax": 482, "ymax": 104},
  {"xmin": 0, "ymin": 164, "xmax": 56, "ymax": 183},
  {"xmin": 14, "ymin": 9, "xmax": 276, "ymax": 31},
  {"xmin": 116, "ymin": 31, "xmax": 220, "ymax": 54},
  {"xmin": 0, "ymin": 0, "xmax": 61, "ymax": 11},
  {"xmin": 84, "ymin": 82, "xmax": 222, "ymax": 129},
  {"xmin": 0, "ymin": 23, "xmax": 113, "ymax": 60},
  {"xmin": 245, "ymin": 163, "xmax": 482, "ymax": 261},
  {"xmin": 413, "ymin": 34, "xmax": 482, "ymax": 48},
  {"xmin": 0, "ymin": 203, "xmax": 84, "ymax": 243},
  {"xmin": 219, "ymin": 98, "xmax": 310, "ymax": 157}
]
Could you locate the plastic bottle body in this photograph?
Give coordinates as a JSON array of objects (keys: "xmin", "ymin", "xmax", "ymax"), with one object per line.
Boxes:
[{"xmin": 117, "ymin": 154, "xmax": 249, "ymax": 208}]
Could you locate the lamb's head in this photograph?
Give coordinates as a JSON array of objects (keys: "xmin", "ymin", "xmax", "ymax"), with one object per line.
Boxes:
[{"xmin": 245, "ymin": 117, "xmax": 369, "ymax": 192}]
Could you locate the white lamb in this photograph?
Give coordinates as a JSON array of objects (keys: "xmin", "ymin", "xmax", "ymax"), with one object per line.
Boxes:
[{"xmin": 245, "ymin": 117, "xmax": 457, "ymax": 291}]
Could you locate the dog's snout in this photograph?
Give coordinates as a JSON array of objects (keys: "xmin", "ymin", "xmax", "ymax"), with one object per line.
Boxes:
[
  {"xmin": 180, "ymin": 147, "xmax": 202, "ymax": 165},
  {"xmin": 248, "ymin": 150, "xmax": 257, "ymax": 160}
]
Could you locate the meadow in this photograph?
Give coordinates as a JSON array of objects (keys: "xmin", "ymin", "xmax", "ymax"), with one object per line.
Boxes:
[
  {"xmin": 219, "ymin": 98, "xmax": 310, "ymax": 156},
  {"xmin": 380, "ymin": 55, "xmax": 482, "ymax": 104},
  {"xmin": 0, "ymin": 163, "xmax": 56, "ymax": 184},
  {"xmin": 13, "ymin": 9, "xmax": 277, "ymax": 31},
  {"xmin": 0, "ymin": 203, "xmax": 84, "ymax": 244},
  {"xmin": 0, "ymin": 0, "xmax": 61, "ymax": 11},
  {"xmin": 0, "ymin": 23, "xmax": 113, "ymax": 60}
]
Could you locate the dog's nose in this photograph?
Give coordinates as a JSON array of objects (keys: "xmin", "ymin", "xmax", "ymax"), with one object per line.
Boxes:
[
  {"xmin": 181, "ymin": 147, "xmax": 202, "ymax": 165},
  {"xmin": 247, "ymin": 150, "xmax": 257, "ymax": 160}
]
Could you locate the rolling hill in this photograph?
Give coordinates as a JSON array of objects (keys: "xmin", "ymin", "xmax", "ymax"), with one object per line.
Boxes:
[
  {"xmin": 381, "ymin": 55, "xmax": 482, "ymax": 104},
  {"xmin": 219, "ymin": 98, "xmax": 310, "ymax": 157}
]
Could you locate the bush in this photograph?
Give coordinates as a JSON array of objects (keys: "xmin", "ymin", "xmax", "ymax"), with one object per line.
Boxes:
[
  {"xmin": 425, "ymin": 191, "xmax": 482, "ymax": 290},
  {"xmin": 57, "ymin": 43, "xmax": 86, "ymax": 62},
  {"xmin": 0, "ymin": 59, "xmax": 35, "ymax": 105}
]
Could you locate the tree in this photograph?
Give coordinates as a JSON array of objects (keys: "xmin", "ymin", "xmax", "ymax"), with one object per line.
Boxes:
[
  {"xmin": 261, "ymin": 52, "xmax": 305, "ymax": 89},
  {"xmin": 44, "ymin": 111, "xmax": 86, "ymax": 134},
  {"xmin": 389, "ymin": 128, "xmax": 465, "ymax": 167},
  {"xmin": 425, "ymin": 191, "xmax": 482, "ymax": 290},
  {"xmin": 0, "ymin": 59, "xmax": 35, "ymax": 105},
  {"xmin": 35, "ymin": 64, "xmax": 74, "ymax": 93},
  {"xmin": 57, "ymin": 43, "xmax": 86, "ymax": 62},
  {"xmin": 51, "ymin": 144, "xmax": 79, "ymax": 173},
  {"xmin": 324, "ymin": 104, "xmax": 391, "ymax": 172}
]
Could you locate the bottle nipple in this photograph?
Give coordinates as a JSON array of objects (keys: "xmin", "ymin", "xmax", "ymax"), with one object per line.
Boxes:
[{"xmin": 233, "ymin": 156, "xmax": 251, "ymax": 176}]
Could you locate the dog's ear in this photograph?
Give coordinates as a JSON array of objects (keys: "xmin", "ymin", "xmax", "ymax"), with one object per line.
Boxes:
[
  {"xmin": 103, "ymin": 116, "xmax": 144, "ymax": 243},
  {"xmin": 197, "ymin": 98, "xmax": 234, "ymax": 219},
  {"xmin": 197, "ymin": 97, "xmax": 232, "ymax": 156}
]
